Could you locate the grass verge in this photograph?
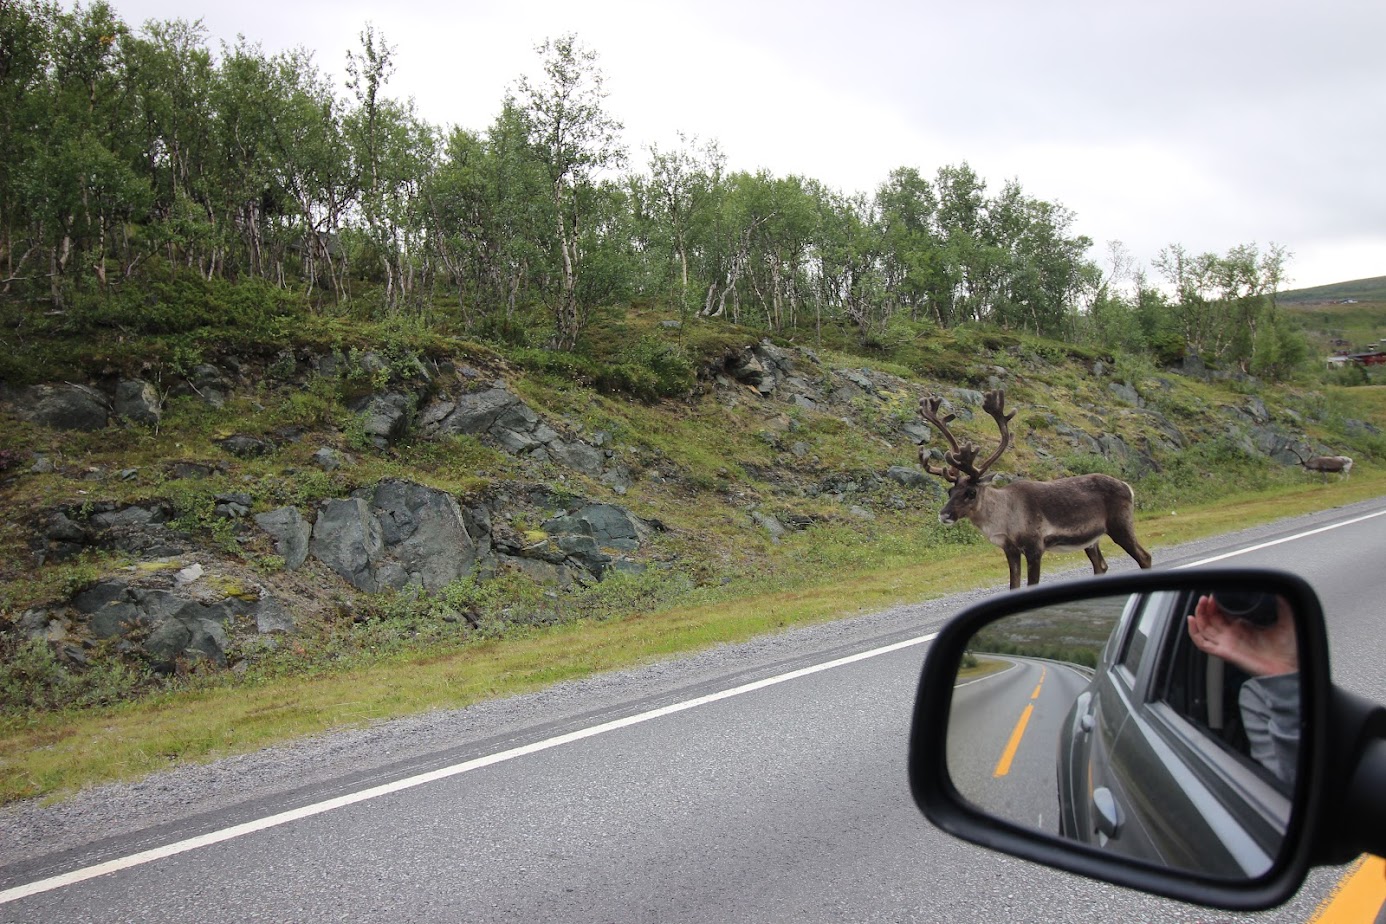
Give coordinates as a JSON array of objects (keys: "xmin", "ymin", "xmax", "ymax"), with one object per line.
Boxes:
[{"xmin": 1, "ymin": 473, "xmax": 1382, "ymax": 805}]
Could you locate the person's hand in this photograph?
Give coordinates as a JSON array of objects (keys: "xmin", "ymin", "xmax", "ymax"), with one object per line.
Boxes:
[{"xmin": 1186, "ymin": 595, "xmax": 1298, "ymax": 676}]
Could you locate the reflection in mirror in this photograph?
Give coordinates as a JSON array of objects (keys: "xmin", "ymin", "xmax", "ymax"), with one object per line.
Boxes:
[{"xmin": 945, "ymin": 586, "xmax": 1299, "ymax": 880}]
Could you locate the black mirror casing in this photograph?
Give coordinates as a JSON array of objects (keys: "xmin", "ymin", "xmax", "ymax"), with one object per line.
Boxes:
[{"xmin": 907, "ymin": 568, "xmax": 1332, "ymax": 911}]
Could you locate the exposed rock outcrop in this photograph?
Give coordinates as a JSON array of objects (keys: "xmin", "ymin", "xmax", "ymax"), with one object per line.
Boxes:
[
  {"xmin": 16, "ymin": 384, "xmax": 110, "ymax": 432},
  {"xmin": 23, "ymin": 563, "xmax": 292, "ymax": 673}
]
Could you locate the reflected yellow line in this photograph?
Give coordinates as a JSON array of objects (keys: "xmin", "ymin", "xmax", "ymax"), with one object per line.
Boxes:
[
  {"xmin": 1309, "ymin": 854, "xmax": 1386, "ymax": 923},
  {"xmin": 994, "ymin": 704, "xmax": 1034, "ymax": 777},
  {"xmin": 996, "ymin": 665, "xmax": 1047, "ymax": 777}
]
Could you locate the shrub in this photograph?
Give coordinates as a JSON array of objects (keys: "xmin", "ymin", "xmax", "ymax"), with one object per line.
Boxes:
[
  {"xmin": 565, "ymin": 568, "xmax": 696, "ymax": 622},
  {"xmin": 1133, "ymin": 438, "xmax": 1289, "ymax": 511},
  {"xmin": 70, "ymin": 271, "xmax": 303, "ymax": 339},
  {"xmin": 513, "ymin": 338, "xmax": 694, "ymax": 401},
  {"xmin": 511, "ymin": 347, "xmax": 599, "ymax": 386},
  {"xmin": 0, "ymin": 636, "xmax": 153, "ymax": 716},
  {"xmin": 1062, "ymin": 453, "xmax": 1122, "ymax": 477},
  {"xmin": 600, "ymin": 338, "xmax": 695, "ymax": 400}
]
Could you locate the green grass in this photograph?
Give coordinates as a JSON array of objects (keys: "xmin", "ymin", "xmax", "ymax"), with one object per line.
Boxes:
[
  {"xmin": 956, "ymin": 656, "xmax": 1010, "ymax": 683},
  {"xmin": 5, "ymin": 289, "xmax": 1386, "ymax": 806},
  {"xmin": 2, "ymin": 470, "xmax": 1381, "ymax": 805}
]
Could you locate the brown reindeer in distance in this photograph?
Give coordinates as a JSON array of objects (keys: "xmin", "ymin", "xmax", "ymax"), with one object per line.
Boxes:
[
  {"xmin": 1290, "ymin": 446, "xmax": 1353, "ymax": 481},
  {"xmin": 919, "ymin": 390, "xmax": 1152, "ymax": 590}
]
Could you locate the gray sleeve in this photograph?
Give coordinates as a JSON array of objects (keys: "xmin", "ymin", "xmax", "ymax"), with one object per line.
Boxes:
[{"xmin": 1238, "ymin": 673, "xmax": 1300, "ymax": 785}]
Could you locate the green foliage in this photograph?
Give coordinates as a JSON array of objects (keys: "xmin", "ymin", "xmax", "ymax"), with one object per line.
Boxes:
[
  {"xmin": 1324, "ymin": 363, "xmax": 1372, "ymax": 387},
  {"xmin": 0, "ymin": 0, "xmax": 1345, "ymax": 387},
  {"xmin": 1135, "ymin": 438, "xmax": 1295, "ymax": 511},
  {"xmin": 1061, "ymin": 453, "xmax": 1123, "ymax": 477},
  {"xmin": 1147, "ymin": 330, "xmax": 1187, "ymax": 366},
  {"xmin": 434, "ymin": 573, "xmax": 543, "ymax": 624},
  {"xmin": 0, "ymin": 637, "xmax": 154, "ymax": 717},
  {"xmin": 69, "ymin": 272, "xmax": 303, "ymax": 339},
  {"xmin": 564, "ymin": 567, "xmax": 696, "ymax": 622},
  {"xmin": 513, "ymin": 335, "xmax": 694, "ymax": 400},
  {"xmin": 159, "ymin": 478, "xmax": 240, "ymax": 552},
  {"xmin": 268, "ymin": 375, "xmax": 347, "ymax": 430},
  {"xmin": 1305, "ymin": 392, "xmax": 1386, "ymax": 461},
  {"xmin": 0, "ymin": 557, "xmax": 104, "ymax": 614},
  {"xmin": 599, "ymin": 337, "xmax": 695, "ymax": 399},
  {"xmin": 226, "ymin": 568, "xmax": 696, "ymax": 686},
  {"xmin": 512, "ymin": 346, "xmax": 601, "ymax": 386},
  {"xmin": 1249, "ymin": 318, "xmax": 1312, "ymax": 382},
  {"xmin": 969, "ymin": 634, "xmax": 1100, "ymax": 669},
  {"xmin": 280, "ymin": 469, "xmax": 340, "ymax": 507}
]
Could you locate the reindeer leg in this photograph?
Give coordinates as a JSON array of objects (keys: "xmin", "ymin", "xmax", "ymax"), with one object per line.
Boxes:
[
  {"xmin": 1108, "ymin": 524, "xmax": 1153, "ymax": 569},
  {"xmin": 1024, "ymin": 550, "xmax": 1043, "ymax": 587},
  {"xmin": 1004, "ymin": 545, "xmax": 1023, "ymax": 590},
  {"xmin": 1084, "ymin": 544, "xmax": 1108, "ymax": 575}
]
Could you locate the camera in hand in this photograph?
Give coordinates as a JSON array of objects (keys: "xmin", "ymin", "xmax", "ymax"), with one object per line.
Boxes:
[{"xmin": 1210, "ymin": 591, "xmax": 1280, "ymax": 627}]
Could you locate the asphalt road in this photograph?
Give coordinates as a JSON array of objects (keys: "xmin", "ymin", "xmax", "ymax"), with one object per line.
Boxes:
[
  {"xmin": 948, "ymin": 656, "xmax": 1093, "ymax": 835},
  {"xmin": 3, "ymin": 498, "xmax": 1385, "ymax": 923}
]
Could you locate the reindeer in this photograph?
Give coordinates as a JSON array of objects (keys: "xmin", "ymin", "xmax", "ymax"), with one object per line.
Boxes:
[
  {"xmin": 1291, "ymin": 447, "xmax": 1353, "ymax": 481},
  {"xmin": 919, "ymin": 390, "xmax": 1151, "ymax": 590}
]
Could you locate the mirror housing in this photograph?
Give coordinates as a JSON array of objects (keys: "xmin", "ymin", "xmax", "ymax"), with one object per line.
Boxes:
[{"xmin": 907, "ymin": 569, "xmax": 1333, "ymax": 910}]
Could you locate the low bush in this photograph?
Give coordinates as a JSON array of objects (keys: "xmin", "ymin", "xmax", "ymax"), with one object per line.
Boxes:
[{"xmin": 0, "ymin": 636, "xmax": 153, "ymax": 717}]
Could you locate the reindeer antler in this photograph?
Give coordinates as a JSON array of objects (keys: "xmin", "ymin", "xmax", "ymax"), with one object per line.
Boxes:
[
  {"xmin": 972, "ymin": 389, "xmax": 1016, "ymax": 477},
  {"xmin": 918, "ymin": 395, "xmax": 964, "ymax": 483},
  {"xmin": 917, "ymin": 396, "xmax": 961, "ymax": 453},
  {"xmin": 920, "ymin": 449, "xmax": 961, "ymax": 483},
  {"xmin": 917, "ymin": 390, "xmax": 1016, "ymax": 482}
]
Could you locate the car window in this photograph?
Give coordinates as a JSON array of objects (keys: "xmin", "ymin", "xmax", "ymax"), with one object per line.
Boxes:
[
  {"xmin": 1152, "ymin": 592, "xmax": 1285, "ymax": 790},
  {"xmin": 1159, "ymin": 597, "xmax": 1251, "ymax": 746},
  {"xmin": 1115, "ymin": 591, "xmax": 1171, "ymax": 684},
  {"xmin": 1103, "ymin": 592, "xmax": 1143, "ymax": 665}
]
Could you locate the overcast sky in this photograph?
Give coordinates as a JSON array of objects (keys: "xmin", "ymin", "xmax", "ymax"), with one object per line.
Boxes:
[{"xmin": 103, "ymin": 0, "xmax": 1384, "ymax": 291}]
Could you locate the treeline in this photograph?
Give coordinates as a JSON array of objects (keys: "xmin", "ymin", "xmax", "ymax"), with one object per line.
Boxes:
[
  {"xmin": 970, "ymin": 635, "xmax": 1101, "ymax": 670},
  {"xmin": 0, "ymin": 2, "xmax": 1304, "ymax": 373}
]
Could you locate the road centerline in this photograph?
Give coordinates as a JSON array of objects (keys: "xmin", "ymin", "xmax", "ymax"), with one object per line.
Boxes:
[{"xmin": 994, "ymin": 703, "xmax": 1035, "ymax": 778}]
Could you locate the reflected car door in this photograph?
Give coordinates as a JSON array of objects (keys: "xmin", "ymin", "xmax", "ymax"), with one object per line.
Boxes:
[
  {"xmin": 1058, "ymin": 590, "xmax": 1171, "ymax": 861},
  {"xmin": 1102, "ymin": 590, "xmax": 1290, "ymax": 877}
]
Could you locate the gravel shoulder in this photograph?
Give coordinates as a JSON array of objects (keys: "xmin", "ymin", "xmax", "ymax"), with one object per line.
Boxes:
[{"xmin": 3, "ymin": 499, "xmax": 1379, "ymax": 871}]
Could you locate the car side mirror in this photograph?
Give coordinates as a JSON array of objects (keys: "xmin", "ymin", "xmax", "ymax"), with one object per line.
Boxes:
[{"xmin": 907, "ymin": 569, "xmax": 1333, "ymax": 910}]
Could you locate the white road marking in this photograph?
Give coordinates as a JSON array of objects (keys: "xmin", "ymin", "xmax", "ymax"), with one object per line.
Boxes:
[
  {"xmin": 9, "ymin": 504, "xmax": 1384, "ymax": 905},
  {"xmin": 1178, "ymin": 508, "xmax": 1386, "ymax": 567},
  {"xmin": 0, "ymin": 633, "xmax": 937, "ymax": 905}
]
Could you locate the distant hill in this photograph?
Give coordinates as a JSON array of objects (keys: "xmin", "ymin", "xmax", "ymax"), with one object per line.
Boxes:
[
  {"xmin": 1278, "ymin": 276, "xmax": 1386, "ymax": 306},
  {"xmin": 1280, "ymin": 277, "xmax": 1386, "ymax": 353}
]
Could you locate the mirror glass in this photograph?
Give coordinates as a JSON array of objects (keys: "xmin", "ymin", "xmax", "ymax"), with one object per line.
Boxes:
[{"xmin": 946, "ymin": 585, "xmax": 1299, "ymax": 879}]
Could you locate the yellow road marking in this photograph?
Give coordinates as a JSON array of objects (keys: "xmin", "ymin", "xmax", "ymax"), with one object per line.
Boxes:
[
  {"xmin": 996, "ymin": 665, "xmax": 1047, "ymax": 777},
  {"xmin": 1309, "ymin": 854, "xmax": 1386, "ymax": 924},
  {"xmin": 994, "ymin": 703, "xmax": 1034, "ymax": 777}
]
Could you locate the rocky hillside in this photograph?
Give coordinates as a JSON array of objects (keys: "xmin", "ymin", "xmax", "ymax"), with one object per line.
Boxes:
[{"xmin": 0, "ymin": 332, "xmax": 1378, "ymax": 704}]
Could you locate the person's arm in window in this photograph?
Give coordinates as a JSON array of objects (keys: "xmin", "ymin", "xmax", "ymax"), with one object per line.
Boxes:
[{"xmin": 1187, "ymin": 594, "xmax": 1300, "ymax": 784}]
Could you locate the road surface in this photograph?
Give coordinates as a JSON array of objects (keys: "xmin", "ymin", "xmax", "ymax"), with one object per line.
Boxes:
[{"xmin": 3, "ymin": 498, "xmax": 1384, "ymax": 923}]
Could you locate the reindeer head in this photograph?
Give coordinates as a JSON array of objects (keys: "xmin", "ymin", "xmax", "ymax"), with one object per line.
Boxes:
[{"xmin": 918, "ymin": 390, "xmax": 1015, "ymax": 525}]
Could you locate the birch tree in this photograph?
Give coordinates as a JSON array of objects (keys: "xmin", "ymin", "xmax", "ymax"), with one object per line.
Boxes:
[
  {"xmin": 644, "ymin": 133, "xmax": 723, "ymax": 313},
  {"xmin": 516, "ymin": 34, "xmax": 625, "ymax": 349}
]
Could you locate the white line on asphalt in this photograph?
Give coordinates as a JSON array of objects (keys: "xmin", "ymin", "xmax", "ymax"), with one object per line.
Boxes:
[
  {"xmin": 1178, "ymin": 508, "xmax": 1386, "ymax": 567},
  {"xmin": 0, "ymin": 633, "xmax": 937, "ymax": 905},
  {"xmin": 9, "ymin": 504, "xmax": 1384, "ymax": 905}
]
